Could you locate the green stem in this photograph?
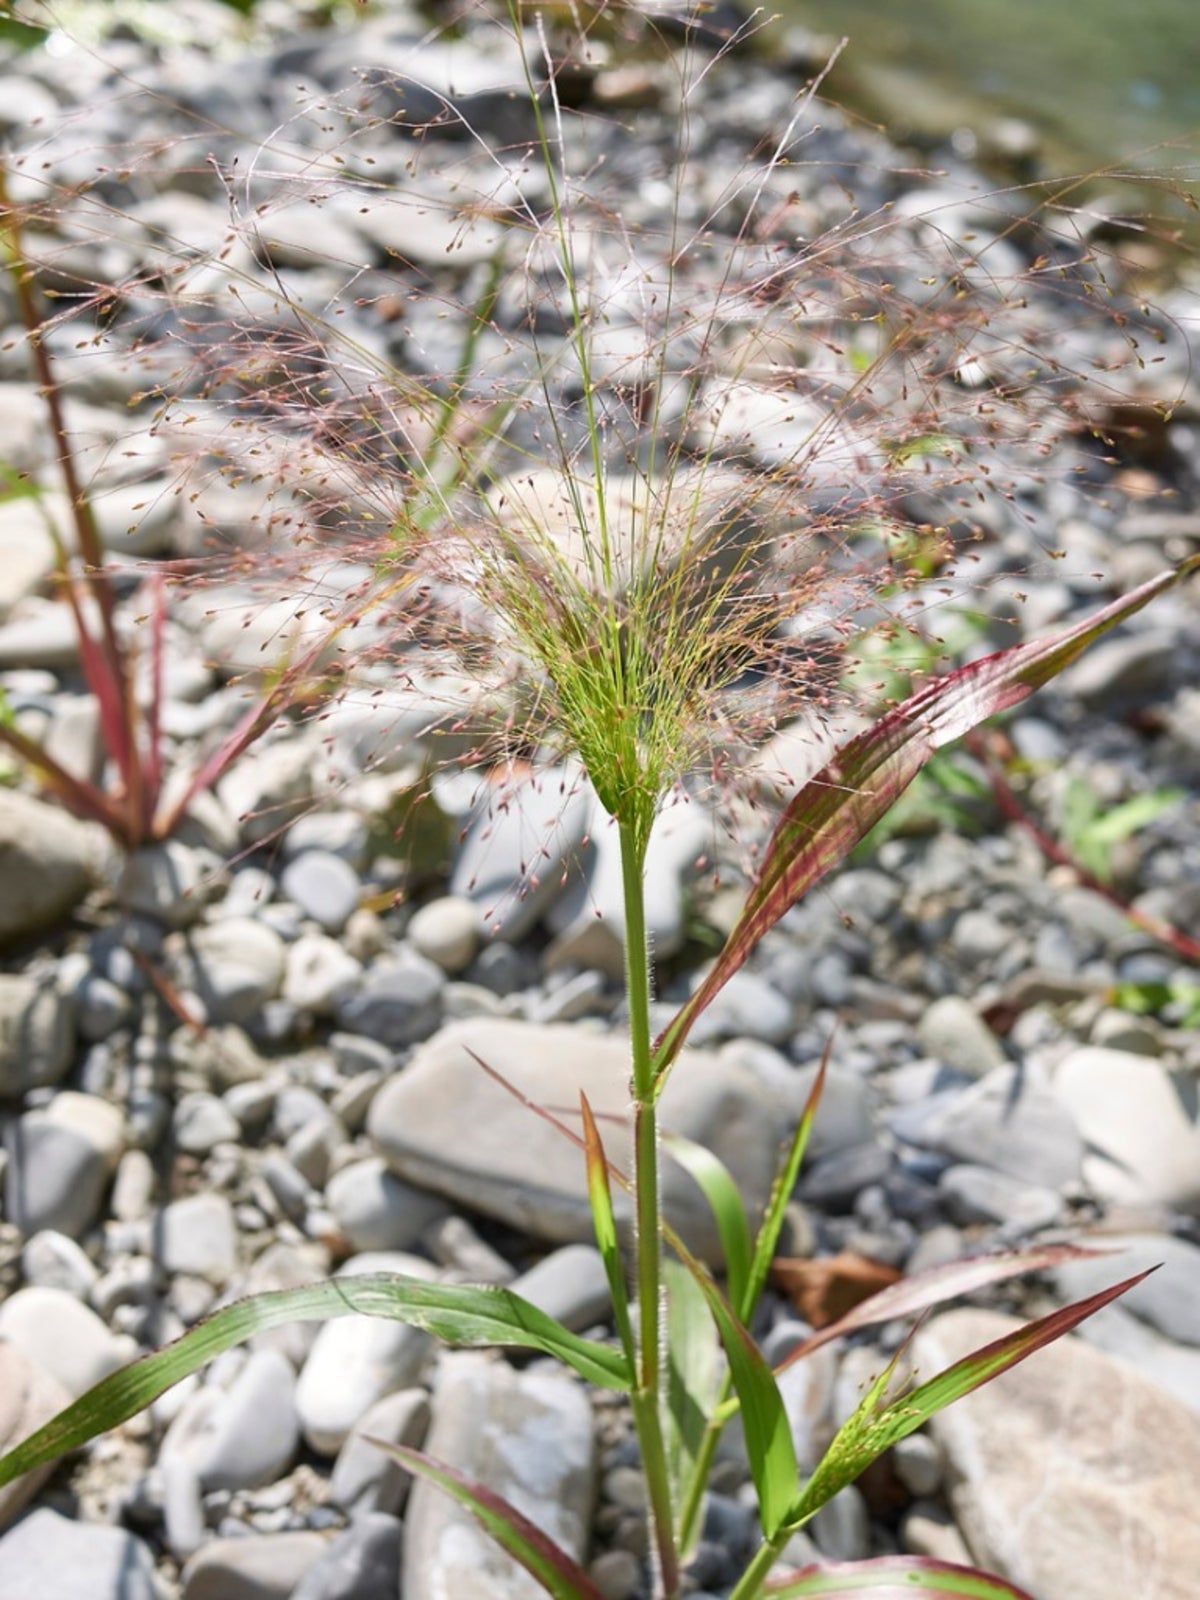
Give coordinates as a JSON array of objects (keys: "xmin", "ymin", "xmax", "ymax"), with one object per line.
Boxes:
[
  {"xmin": 729, "ymin": 1531, "xmax": 789, "ymax": 1600},
  {"xmin": 620, "ymin": 819, "xmax": 679, "ymax": 1599},
  {"xmin": 676, "ymin": 1376, "xmax": 730, "ymax": 1552}
]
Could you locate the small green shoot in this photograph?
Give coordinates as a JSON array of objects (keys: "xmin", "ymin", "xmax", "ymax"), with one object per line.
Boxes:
[{"xmin": 1060, "ymin": 778, "xmax": 1186, "ymax": 883}]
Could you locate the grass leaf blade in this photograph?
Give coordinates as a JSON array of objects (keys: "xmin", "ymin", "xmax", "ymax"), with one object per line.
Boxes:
[
  {"xmin": 0, "ymin": 1275, "xmax": 632, "ymax": 1491},
  {"xmin": 664, "ymin": 1132, "xmax": 753, "ymax": 1311},
  {"xmin": 663, "ymin": 1259, "xmax": 723, "ymax": 1552},
  {"xmin": 766, "ymin": 1554, "xmax": 1038, "ymax": 1598},
  {"xmin": 743, "ymin": 1043, "xmax": 829, "ymax": 1321},
  {"xmin": 690, "ymin": 1264, "xmax": 800, "ymax": 1537},
  {"xmin": 774, "ymin": 1243, "xmax": 1114, "ymax": 1374},
  {"xmin": 653, "ymin": 556, "xmax": 1200, "ymax": 1076},
  {"xmin": 790, "ymin": 1269, "xmax": 1151, "ymax": 1524},
  {"xmin": 369, "ymin": 1441, "xmax": 605, "ymax": 1600}
]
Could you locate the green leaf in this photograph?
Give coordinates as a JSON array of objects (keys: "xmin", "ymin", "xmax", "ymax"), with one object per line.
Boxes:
[
  {"xmin": 367, "ymin": 1441, "xmax": 605, "ymax": 1600},
  {"xmin": 0, "ymin": 17, "xmax": 45, "ymax": 50},
  {"xmin": 689, "ymin": 1263, "xmax": 800, "ymax": 1537},
  {"xmin": 788, "ymin": 1268, "xmax": 1151, "ymax": 1525},
  {"xmin": 580, "ymin": 1093, "xmax": 636, "ymax": 1367},
  {"xmin": 0, "ymin": 1274, "xmax": 632, "ymax": 1492},
  {"xmin": 664, "ymin": 1259, "xmax": 723, "ymax": 1550},
  {"xmin": 1112, "ymin": 980, "xmax": 1200, "ymax": 1028},
  {"xmin": 766, "ymin": 1554, "xmax": 1037, "ymax": 1598},
  {"xmin": 1085, "ymin": 787, "xmax": 1185, "ymax": 847},
  {"xmin": 743, "ymin": 1046, "xmax": 828, "ymax": 1322},
  {"xmin": 1068, "ymin": 785, "xmax": 1186, "ymax": 882},
  {"xmin": 664, "ymin": 1133, "xmax": 753, "ymax": 1311},
  {"xmin": 887, "ymin": 433, "xmax": 966, "ymax": 467},
  {"xmin": 652, "ymin": 556, "xmax": 1200, "ymax": 1080}
]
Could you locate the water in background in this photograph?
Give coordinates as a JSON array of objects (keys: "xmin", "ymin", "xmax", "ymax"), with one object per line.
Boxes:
[{"xmin": 788, "ymin": 0, "xmax": 1200, "ymax": 174}]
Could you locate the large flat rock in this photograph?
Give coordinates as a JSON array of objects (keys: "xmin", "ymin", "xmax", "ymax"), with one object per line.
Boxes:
[
  {"xmin": 916, "ymin": 1308, "xmax": 1200, "ymax": 1600},
  {"xmin": 369, "ymin": 1020, "xmax": 786, "ymax": 1265}
]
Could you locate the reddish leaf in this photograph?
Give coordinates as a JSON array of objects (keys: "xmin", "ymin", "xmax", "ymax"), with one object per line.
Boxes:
[
  {"xmin": 0, "ymin": 714, "xmax": 132, "ymax": 840},
  {"xmin": 652, "ymin": 556, "xmax": 1199, "ymax": 1076},
  {"xmin": 774, "ymin": 1243, "xmax": 1112, "ymax": 1375},
  {"xmin": 154, "ymin": 663, "xmax": 308, "ymax": 839},
  {"xmin": 771, "ymin": 1252, "xmax": 902, "ymax": 1330},
  {"xmin": 902, "ymin": 1266, "xmax": 1156, "ymax": 1413},
  {"xmin": 766, "ymin": 1554, "xmax": 1037, "ymax": 1598},
  {"xmin": 66, "ymin": 579, "xmax": 137, "ymax": 807},
  {"xmin": 141, "ymin": 571, "xmax": 168, "ymax": 827},
  {"xmin": 790, "ymin": 1269, "xmax": 1152, "ymax": 1523},
  {"xmin": 365, "ymin": 1441, "xmax": 605, "ymax": 1600}
]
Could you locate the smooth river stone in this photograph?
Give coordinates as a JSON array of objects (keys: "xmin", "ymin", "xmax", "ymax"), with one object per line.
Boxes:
[
  {"xmin": 916, "ymin": 1309, "xmax": 1200, "ymax": 1600},
  {"xmin": 368, "ymin": 1018, "xmax": 784, "ymax": 1265}
]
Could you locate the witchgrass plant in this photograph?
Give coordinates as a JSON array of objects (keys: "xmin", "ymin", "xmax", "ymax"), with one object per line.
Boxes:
[
  {"xmin": 0, "ymin": 560, "xmax": 1185, "ymax": 1600},
  {"xmin": 0, "ymin": 4, "xmax": 1197, "ymax": 1596},
  {"xmin": 0, "ymin": 160, "xmax": 342, "ymax": 849}
]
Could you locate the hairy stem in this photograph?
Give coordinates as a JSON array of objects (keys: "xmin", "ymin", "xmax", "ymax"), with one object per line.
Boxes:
[{"xmin": 620, "ymin": 819, "xmax": 679, "ymax": 1598}]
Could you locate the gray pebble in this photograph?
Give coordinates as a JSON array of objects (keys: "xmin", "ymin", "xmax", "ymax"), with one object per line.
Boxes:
[
  {"xmin": 589, "ymin": 1547, "xmax": 642, "ymax": 1600},
  {"xmin": 326, "ymin": 1159, "xmax": 448, "ymax": 1254},
  {"xmin": 153, "ymin": 1193, "xmax": 239, "ymax": 1283},
  {"xmin": 292, "ymin": 1513, "xmax": 403, "ymax": 1600},
  {"xmin": 20, "ymin": 1230, "xmax": 98, "ymax": 1298},
  {"xmin": 182, "ymin": 1531, "xmax": 328, "ymax": 1600},
  {"xmin": 892, "ymin": 1431, "xmax": 943, "ymax": 1497},
  {"xmin": 811, "ymin": 1484, "xmax": 871, "ymax": 1560},
  {"xmin": 337, "ymin": 960, "xmax": 444, "ymax": 1048},
  {"xmin": 282, "ymin": 850, "xmax": 362, "ymax": 934},
  {"xmin": 5, "ymin": 1092, "xmax": 123, "ymax": 1239},
  {"xmin": 0, "ymin": 972, "xmax": 75, "ymax": 1097},
  {"xmin": 329, "ymin": 1389, "xmax": 431, "ymax": 1519},
  {"xmin": 509, "ymin": 1245, "xmax": 613, "ymax": 1333},
  {"xmin": 174, "ymin": 1091, "xmax": 241, "ymax": 1155},
  {"xmin": 0, "ymin": 1509, "xmax": 158, "ymax": 1600},
  {"xmin": 407, "ymin": 896, "xmax": 481, "ymax": 974}
]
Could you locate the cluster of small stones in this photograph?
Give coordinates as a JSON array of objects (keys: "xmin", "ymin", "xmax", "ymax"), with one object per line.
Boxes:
[{"xmin": 0, "ymin": 2, "xmax": 1199, "ymax": 1599}]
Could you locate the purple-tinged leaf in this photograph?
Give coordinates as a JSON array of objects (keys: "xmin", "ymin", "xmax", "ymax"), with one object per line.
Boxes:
[
  {"xmin": 365, "ymin": 1441, "xmax": 605, "ymax": 1600},
  {"xmin": 789, "ymin": 1269, "xmax": 1152, "ymax": 1524},
  {"xmin": 773, "ymin": 1242, "xmax": 1113, "ymax": 1374},
  {"xmin": 766, "ymin": 1554, "xmax": 1037, "ymax": 1598},
  {"xmin": 141, "ymin": 572, "xmax": 168, "ymax": 827},
  {"xmin": 154, "ymin": 667, "xmax": 303, "ymax": 839},
  {"xmin": 65, "ymin": 578, "xmax": 137, "ymax": 809},
  {"xmin": 652, "ymin": 557, "xmax": 1199, "ymax": 1077},
  {"xmin": 0, "ymin": 714, "xmax": 132, "ymax": 840}
]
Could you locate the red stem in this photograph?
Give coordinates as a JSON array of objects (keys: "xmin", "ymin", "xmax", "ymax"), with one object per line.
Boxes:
[{"xmin": 967, "ymin": 731, "xmax": 1200, "ymax": 965}]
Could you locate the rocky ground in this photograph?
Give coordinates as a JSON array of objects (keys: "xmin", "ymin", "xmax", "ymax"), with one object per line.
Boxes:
[{"xmin": 0, "ymin": 2, "xmax": 1199, "ymax": 1599}]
